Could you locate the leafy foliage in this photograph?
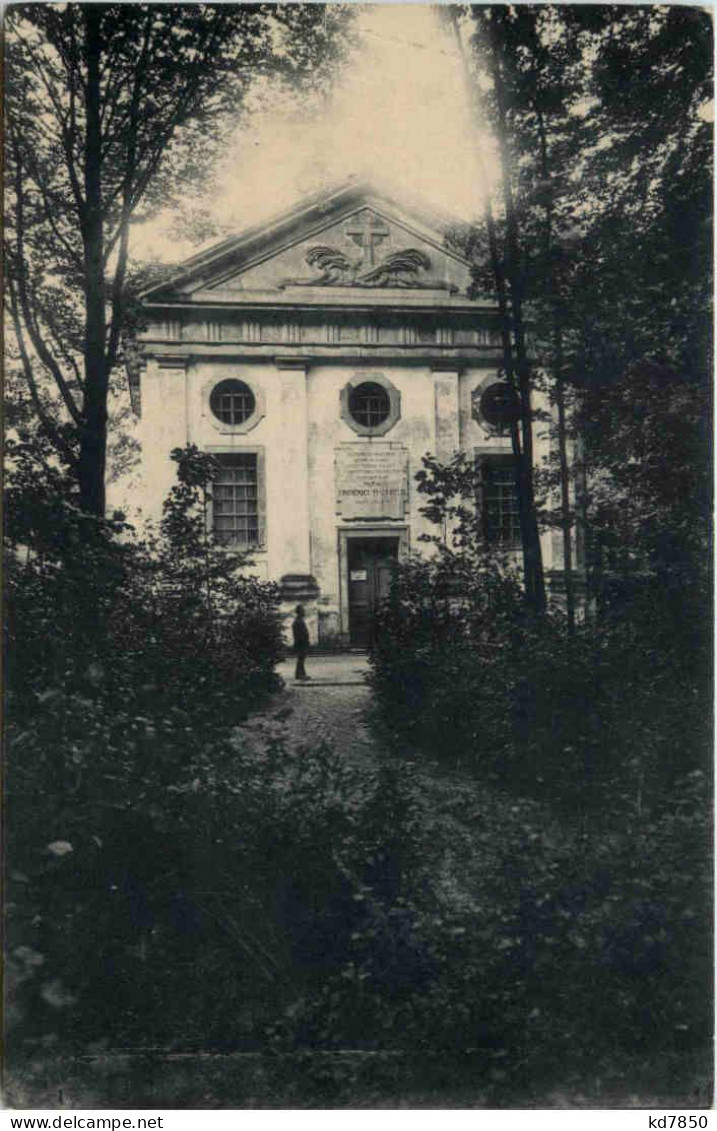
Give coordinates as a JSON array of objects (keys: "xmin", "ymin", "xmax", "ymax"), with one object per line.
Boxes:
[
  {"xmin": 6, "ymin": 721, "xmax": 425, "ymax": 1055},
  {"xmin": 5, "ymin": 443, "xmax": 287, "ymax": 1050},
  {"xmin": 5, "ymin": 3, "xmax": 354, "ymax": 513},
  {"xmin": 448, "ymin": 6, "xmax": 711, "ymax": 619},
  {"xmin": 372, "ymin": 452, "xmax": 709, "ymax": 802},
  {"xmin": 363, "ymin": 445, "xmax": 711, "ymax": 1095}
]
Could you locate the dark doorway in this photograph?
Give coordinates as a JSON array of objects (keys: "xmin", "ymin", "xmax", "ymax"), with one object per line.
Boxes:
[{"xmin": 347, "ymin": 537, "xmax": 399, "ymax": 648}]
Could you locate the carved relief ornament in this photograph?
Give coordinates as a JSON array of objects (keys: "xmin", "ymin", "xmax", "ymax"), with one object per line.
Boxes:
[{"xmin": 290, "ymin": 244, "xmax": 432, "ymax": 288}]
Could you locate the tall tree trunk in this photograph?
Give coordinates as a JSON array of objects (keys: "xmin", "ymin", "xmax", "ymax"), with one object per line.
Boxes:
[
  {"xmin": 448, "ymin": 9, "xmax": 546, "ymax": 613},
  {"xmin": 535, "ymin": 105, "xmax": 576, "ymax": 631},
  {"xmin": 487, "ymin": 17, "xmax": 547, "ymax": 613},
  {"xmin": 554, "ymin": 377, "xmax": 576, "ymax": 630},
  {"xmin": 78, "ymin": 5, "xmax": 108, "ymax": 517},
  {"xmin": 573, "ymin": 425, "xmax": 589, "ymax": 612}
]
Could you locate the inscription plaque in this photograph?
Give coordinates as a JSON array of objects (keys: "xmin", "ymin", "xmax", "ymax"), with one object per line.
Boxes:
[{"xmin": 336, "ymin": 444, "xmax": 409, "ymax": 520}]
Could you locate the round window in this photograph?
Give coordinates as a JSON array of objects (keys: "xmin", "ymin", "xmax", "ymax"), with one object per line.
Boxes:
[
  {"xmin": 210, "ymin": 379, "xmax": 255, "ymax": 426},
  {"xmin": 480, "ymin": 382, "xmax": 520, "ymax": 428},
  {"xmin": 349, "ymin": 382, "xmax": 391, "ymax": 429}
]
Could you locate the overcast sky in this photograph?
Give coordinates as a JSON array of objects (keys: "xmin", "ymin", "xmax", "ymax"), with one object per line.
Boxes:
[{"xmin": 138, "ymin": 5, "xmax": 492, "ymax": 262}]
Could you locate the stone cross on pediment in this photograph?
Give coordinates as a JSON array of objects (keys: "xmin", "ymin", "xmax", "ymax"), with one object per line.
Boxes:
[{"xmin": 344, "ymin": 210, "xmax": 390, "ymax": 267}]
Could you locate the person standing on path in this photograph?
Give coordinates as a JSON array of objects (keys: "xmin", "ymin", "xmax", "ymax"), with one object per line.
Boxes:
[{"xmin": 292, "ymin": 604, "xmax": 311, "ymax": 681}]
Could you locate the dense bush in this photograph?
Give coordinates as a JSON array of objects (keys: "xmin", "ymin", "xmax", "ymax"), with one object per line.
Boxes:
[
  {"xmin": 5, "ymin": 442, "xmax": 284, "ymax": 727},
  {"xmin": 4, "ymin": 442, "xmax": 290, "ymax": 1052},
  {"xmin": 5, "ymin": 719, "xmax": 428, "ymax": 1055},
  {"xmin": 370, "ymin": 456, "xmax": 710, "ymax": 819},
  {"xmin": 5, "ymin": 440, "xmax": 449, "ymax": 1077},
  {"xmin": 254, "ymin": 757, "xmax": 710, "ymax": 1103},
  {"xmin": 360, "ymin": 453, "xmax": 711, "ymax": 1096}
]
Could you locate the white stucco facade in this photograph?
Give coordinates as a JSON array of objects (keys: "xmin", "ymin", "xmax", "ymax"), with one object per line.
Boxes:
[{"xmin": 135, "ymin": 181, "xmax": 563, "ymax": 645}]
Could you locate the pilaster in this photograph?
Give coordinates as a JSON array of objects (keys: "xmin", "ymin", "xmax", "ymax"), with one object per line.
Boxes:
[
  {"xmin": 141, "ymin": 356, "xmax": 189, "ymax": 521},
  {"xmin": 276, "ymin": 358, "xmax": 311, "ymax": 575},
  {"xmin": 433, "ymin": 366, "xmax": 461, "ymax": 462}
]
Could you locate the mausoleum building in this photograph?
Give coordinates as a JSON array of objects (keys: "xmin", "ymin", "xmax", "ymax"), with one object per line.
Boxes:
[{"xmin": 136, "ymin": 180, "xmax": 561, "ymax": 646}]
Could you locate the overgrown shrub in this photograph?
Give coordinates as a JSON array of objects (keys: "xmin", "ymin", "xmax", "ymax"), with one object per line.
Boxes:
[
  {"xmin": 370, "ymin": 455, "xmax": 710, "ymax": 817},
  {"xmin": 7, "ymin": 444, "xmax": 284, "ymax": 711},
  {"xmin": 361, "ymin": 453, "xmax": 711, "ymax": 1095},
  {"xmin": 259, "ymin": 758, "xmax": 710, "ymax": 1101},
  {"xmin": 4, "ymin": 442, "xmax": 288, "ymax": 1052},
  {"xmin": 5, "ymin": 438, "xmax": 435, "ymax": 1069},
  {"xmin": 5, "ymin": 717, "xmax": 429, "ymax": 1054}
]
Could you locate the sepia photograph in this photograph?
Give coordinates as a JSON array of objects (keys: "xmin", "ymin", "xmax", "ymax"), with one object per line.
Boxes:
[{"xmin": 4, "ymin": 0, "xmax": 713, "ymax": 1113}]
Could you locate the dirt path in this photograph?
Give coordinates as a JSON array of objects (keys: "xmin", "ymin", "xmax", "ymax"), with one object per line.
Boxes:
[{"xmin": 239, "ymin": 654, "xmax": 378, "ymax": 762}]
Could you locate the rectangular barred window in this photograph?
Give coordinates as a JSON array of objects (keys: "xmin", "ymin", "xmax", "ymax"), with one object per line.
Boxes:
[
  {"xmin": 481, "ymin": 455, "xmax": 521, "ymax": 547},
  {"xmin": 213, "ymin": 454, "xmax": 260, "ymax": 548}
]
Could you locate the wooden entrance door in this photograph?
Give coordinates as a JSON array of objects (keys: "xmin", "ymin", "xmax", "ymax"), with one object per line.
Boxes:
[{"xmin": 347, "ymin": 537, "xmax": 399, "ymax": 648}]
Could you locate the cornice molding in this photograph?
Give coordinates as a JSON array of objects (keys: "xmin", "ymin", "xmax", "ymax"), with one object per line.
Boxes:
[
  {"xmin": 142, "ymin": 345, "xmax": 503, "ymax": 367},
  {"xmin": 142, "ymin": 293, "xmax": 494, "ymax": 314}
]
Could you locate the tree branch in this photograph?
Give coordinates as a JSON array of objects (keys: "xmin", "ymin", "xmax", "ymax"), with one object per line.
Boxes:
[
  {"xmin": 8, "ymin": 280, "xmax": 79, "ymax": 468},
  {"xmin": 42, "ymin": 300, "xmax": 85, "ymax": 392},
  {"xmin": 106, "ymin": 10, "xmax": 154, "ymax": 371},
  {"xmin": 104, "ymin": 12, "xmax": 233, "ymax": 226},
  {"xmin": 14, "ymin": 28, "xmax": 87, "ymax": 222},
  {"xmin": 9, "ymin": 130, "xmax": 83, "ymax": 427},
  {"xmin": 20, "ymin": 283, "xmax": 83, "ymax": 426},
  {"xmin": 21, "ymin": 151, "xmax": 82, "ymax": 270}
]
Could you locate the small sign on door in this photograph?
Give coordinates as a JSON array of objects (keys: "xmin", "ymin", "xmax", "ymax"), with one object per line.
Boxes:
[{"xmin": 350, "ymin": 569, "xmax": 368, "ymax": 581}]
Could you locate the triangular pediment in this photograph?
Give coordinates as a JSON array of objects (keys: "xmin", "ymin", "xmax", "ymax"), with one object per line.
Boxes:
[
  {"xmin": 144, "ymin": 182, "xmax": 477, "ymax": 304},
  {"xmin": 211, "ymin": 205, "xmax": 471, "ymax": 294}
]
